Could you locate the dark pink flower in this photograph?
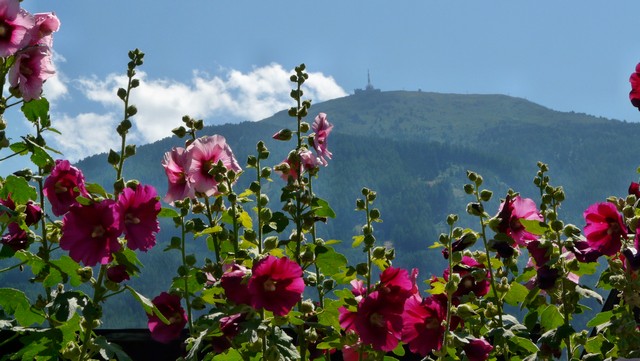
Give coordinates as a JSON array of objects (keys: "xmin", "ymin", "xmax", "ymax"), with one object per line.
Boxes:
[
  {"xmin": 211, "ymin": 313, "xmax": 245, "ymax": 353},
  {"xmin": 378, "ymin": 266, "xmax": 416, "ymax": 303},
  {"xmin": 106, "ymin": 264, "xmax": 130, "ymax": 283},
  {"xmin": 272, "ymin": 128, "xmax": 292, "ymax": 141},
  {"xmin": 311, "ymin": 112, "xmax": 333, "ymax": 166},
  {"xmin": 221, "ymin": 263, "xmax": 251, "ymax": 306},
  {"xmin": 147, "ymin": 292, "xmax": 187, "ymax": 344},
  {"xmin": 0, "ymin": 196, "xmax": 42, "ymax": 226},
  {"xmin": 9, "ymin": 45, "xmax": 55, "ymax": 101},
  {"xmin": 162, "ymin": 147, "xmax": 195, "ymax": 205},
  {"xmin": 496, "ymin": 195, "xmax": 543, "ymax": 246},
  {"xmin": 354, "ymin": 291, "xmax": 403, "ymax": 352},
  {"xmin": 28, "ymin": 12, "xmax": 59, "ymax": 47},
  {"xmin": 401, "ymin": 294, "xmax": 448, "ymax": 356},
  {"xmin": 247, "ymin": 255, "xmax": 304, "ymax": 316},
  {"xmin": 186, "ymin": 135, "xmax": 241, "ymax": 197},
  {"xmin": 464, "ymin": 338, "xmax": 493, "ymax": 361},
  {"xmin": 569, "ymin": 240, "xmax": 602, "ymax": 263},
  {"xmin": 1, "ymin": 222, "xmax": 29, "ymax": 251},
  {"xmin": 630, "ymin": 182, "xmax": 640, "ymax": 198},
  {"xmin": 60, "ymin": 200, "xmax": 123, "ymax": 266},
  {"xmin": 630, "ymin": 63, "xmax": 640, "ymax": 110},
  {"xmin": 341, "ymin": 344, "xmax": 368, "ymax": 361},
  {"xmin": 117, "ymin": 185, "xmax": 160, "ymax": 252},
  {"xmin": 583, "ymin": 202, "xmax": 626, "ymax": 256},
  {"xmin": 536, "ymin": 265, "xmax": 559, "ymax": 290},
  {"xmin": 43, "ymin": 159, "xmax": 89, "ymax": 216},
  {"xmin": 443, "ymin": 256, "xmax": 490, "ymax": 298},
  {"xmin": 526, "ymin": 240, "xmax": 551, "ymax": 267},
  {"xmin": 0, "ymin": 2, "xmax": 33, "ymax": 57}
]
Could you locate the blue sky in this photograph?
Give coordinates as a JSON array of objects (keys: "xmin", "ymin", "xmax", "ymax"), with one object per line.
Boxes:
[{"xmin": 4, "ymin": 1, "xmax": 640, "ymax": 173}]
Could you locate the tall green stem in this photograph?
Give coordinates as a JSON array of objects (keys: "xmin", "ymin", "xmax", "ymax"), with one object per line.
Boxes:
[{"xmin": 180, "ymin": 218, "xmax": 194, "ymax": 334}]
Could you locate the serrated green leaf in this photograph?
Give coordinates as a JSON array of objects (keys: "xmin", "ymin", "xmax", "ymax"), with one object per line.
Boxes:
[
  {"xmin": 239, "ymin": 211, "xmax": 253, "ymax": 229},
  {"xmin": 50, "ymin": 291, "xmax": 88, "ymax": 323},
  {"xmin": 317, "ymin": 298, "xmax": 341, "ymax": 330},
  {"xmin": 0, "ymin": 175, "xmax": 37, "ymax": 204},
  {"xmin": 114, "ymin": 247, "xmax": 143, "ymax": 275},
  {"xmin": 9, "ymin": 142, "xmax": 28, "ymax": 155},
  {"xmin": 21, "ymin": 98, "xmax": 49, "ymax": 122},
  {"xmin": 352, "ymin": 235, "xmax": 364, "ymax": 248},
  {"xmin": 51, "ymin": 255, "xmax": 83, "ymax": 287},
  {"xmin": 315, "ymin": 245, "xmax": 347, "ymax": 277},
  {"xmin": 520, "ymin": 219, "xmax": 548, "ymax": 236},
  {"xmin": 29, "ymin": 142, "xmax": 53, "ymax": 168},
  {"xmin": 94, "ymin": 335, "xmax": 133, "ymax": 361},
  {"xmin": 195, "ymin": 225, "xmax": 223, "ymax": 238},
  {"xmin": 312, "ymin": 198, "xmax": 336, "ymax": 218},
  {"xmin": 508, "ymin": 335, "xmax": 539, "ymax": 353},
  {"xmin": 504, "ymin": 281, "xmax": 529, "ymax": 306},
  {"xmin": 85, "ymin": 182, "xmax": 109, "ymax": 198},
  {"xmin": 584, "ymin": 333, "xmax": 607, "ymax": 354},
  {"xmin": 540, "ymin": 305, "xmax": 564, "ymax": 330},
  {"xmin": 43, "ymin": 267, "xmax": 63, "ymax": 288},
  {"xmin": 14, "ymin": 250, "xmax": 46, "ymax": 275}
]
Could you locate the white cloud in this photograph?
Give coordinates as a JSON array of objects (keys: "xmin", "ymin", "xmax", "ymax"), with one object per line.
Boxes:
[
  {"xmin": 50, "ymin": 63, "xmax": 347, "ymax": 161},
  {"xmin": 51, "ymin": 112, "xmax": 121, "ymax": 160}
]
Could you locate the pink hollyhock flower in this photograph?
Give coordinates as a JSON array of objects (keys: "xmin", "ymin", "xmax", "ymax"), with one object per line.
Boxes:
[
  {"xmin": 117, "ymin": 185, "xmax": 160, "ymax": 252},
  {"xmin": 311, "ymin": 112, "xmax": 333, "ymax": 166},
  {"xmin": 569, "ymin": 239, "xmax": 602, "ymax": 263},
  {"xmin": 443, "ymin": 256, "xmax": 490, "ymax": 298},
  {"xmin": 106, "ymin": 264, "xmax": 130, "ymax": 283},
  {"xmin": 378, "ymin": 266, "xmax": 416, "ymax": 303},
  {"xmin": 28, "ymin": 12, "xmax": 59, "ymax": 47},
  {"xmin": 402, "ymin": 294, "xmax": 450, "ymax": 356},
  {"xmin": 630, "ymin": 63, "xmax": 640, "ymax": 110},
  {"xmin": 0, "ymin": 196, "xmax": 42, "ymax": 226},
  {"xmin": 353, "ymin": 290, "xmax": 404, "ymax": 352},
  {"xmin": 147, "ymin": 292, "xmax": 187, "ymax": 343},
  {"xmin": 535, "ymin": 265, "xmax": 559, "ymax": 290},
  {"xmin": 1, "ymin": 222, "xmax": 29, "ymax": 251},
  {"xmin": 221, "ymin": 263, "xmax": 251, "ymax": 306},
  {"xmin": 247, "ymin": 255, "xmax": 304, "ymax": 316},
  {"xmin": 162, "ymin": 147, "xmax": 195, "ymax": 205},
  {"xmin": 60, "ymin": 200, "xmax": 123, "ymax": 266},
  {"xmin": 0, "ymin": 2, "xmax": 34, "ymax": 57},
  {"xmin": 464, "ymin": 337, "xmax": 493, "ymax": 361},
  {"xmin": 583, "ymin": 202, "xmax": 626, "ymax": 256},
  {"xmin": 496, "ymin": 195, "xmax": 543, "ymax": 246},
  {"xmin": 275, "ymin": 149, "xmax": 320, "ymax": 181},
  {"xmin": 186, "ymin": 135, "xmax": 241, "ymax": 197},
  {"xmin": 9, "ymin": 45, "xmax": 55, "ymax": 101},
  {"xmin": 43, "ymin": 159, "xmax": 89, "ymax": 216},
  {"xmin": 526, "ymin": 240, "xmax": 551, "ymax": 267},
  {"xmin": 342, "ymin": 344, "xmax": 368, "ymax": 361},
  {"xmin": 211, "ymin": 313, "xmax": 245, "ymax": 353},
  {"xmin": 630, "ymin": 182, "xmax": 640, "ymax": 198}
]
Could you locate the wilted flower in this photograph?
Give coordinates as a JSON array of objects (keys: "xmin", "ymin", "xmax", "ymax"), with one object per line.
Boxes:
[
  {"xmin": 583, "ymin": 202, "xmax": 626, "ymax": 256},
  {"xmin": 220, "ymin": 263, "xmax": 251, "ymax": 306},
  {"xmin": 275, "ymin": 149, "xmax": 320, "ymax": 181},
  {"xmin": 535, "ymin": 265, "xmax": 560, "ymax": 290},
  {"xmin": 568, "ymin": 239, "xmax": 602, "ymax": 263},
  {"xmin": 464, "ymin": 337, "xmax": 493, "ymax": 361},
  {"xmin": 211, "ymin": 313, "xmax": 245, "ymax": 353},
  {"xmin": 630, "ymin": 63, "xmax": 640, "ymax": 110},
  {"xmin": 1, "ymin": 223, "xmax": 29, "ymax": 251},
  {"xmin": 186, "ymin": 135, "xmax": 241, "ymax": 197},
  {"xmin": 247, "ymin": 255, "xmax": 304, "ymax": 316},
  {"xmin": 147, "ymin": 292, "xmax": 187, "ymax": 343},
  {"xmin": 8, "ymin": 45, "xmax": 55, "ymax": 101},
  {"xmin": 443, "ymin": 256, "xmax": 490, "ymax": 298},
  {"xmin": 43, "ymin": 159, "xmax": 89, "ymax": 216},
  {"xmin": 311, "ymin": 112, "xmax": 333, "ymax": 166},
  {"xmin": 0, "ymin": 1, "xmax": 34, "ymax": 57},
  {"xmin": 496, "ymin": 195, "xmax": 543, "ymax": 246},
  {"xmin": 117, "ymin": 185, "xmax": 160, "ymax": 252},
  {"xmin": 106, "ymin": 264, "xmax": 130, "ymax": 283},
  {"xmin": 59, "ymin": 200, "xmax": 123, "ymax": 266},
  {"xmin": 162, "ymin": 147, "xmax": 194, "ymax": 205}
]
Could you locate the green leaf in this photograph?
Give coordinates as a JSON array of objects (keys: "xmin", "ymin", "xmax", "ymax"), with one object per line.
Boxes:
[
  {"xmin": 194, "ymin": 225, "xmax": 223, "ymax": 238},
  {"xmin": 43, "ymin": 267, "xmax": 63, "ymax": 288},
  {"xmin": 94, "ymin": 335, "xmax": 133, "ymax": 361},
  {"xmin": 9, "ymin": 142, "xmax": 28, "ymax": 155},
  {"xmin": 51, "ymin": 255, "xmax": 83, "ymax": 287},
  {"xmin": 315, "ymin": 245, "xmax": 348, "ymax": 277},
  {"xmin": 317, "ymin": 298, "xmax": 341, "ymax": 330},
  {"xmin": 29, "ymin": 141, "xmax": 53, "ymax": 168},
  {"xmin": 0, "ymin": 288, "xmax": 45, "ymax": 326},
  {"xmin": 312, "ymin": 197, "xmax": 336, "ymax": 218},
  {"xmin": 85, "ymin": 182, "xmax": 109, "ymax": 198},
  {"xmin": 239, "ymin": 210, "xmax": 253, "ymax": 229},
  {"xmin": 125, "ymin": 286, "xmax": 170, "ymax": 324},
  {"xmin": 587, "ymin": 310, "xmax": 613, "ymax": 328},
  {"xmin": 0, "ymin": 175, "xmax": 37, "ymax": 204},
  {"xmin": 504, "ymin": 281, "xmax": 529, "ymax": 306},
  {"xmin": 50, "ymin": 291, "xmax": 88, "ymax": 323},
  {"xmin": 540, "ymin": 305, "xmax": 564, "ymax": 330},
  {"xmin": 508, "ymin": 335, "xmax": 539, "ymax": 353},
  {"xmin": 114, "ymin": 247, "xmax": 143, "ymax": 275},
  {"xmin": 158, "ymin": 207, "xmax": 180, "ymax": 218},
  {"xmin": 10, "ymin": 328, "xmax": 62, "ymax": 360},
  {"xmin": 14, "ymin": 250, "xmax": 46, "ymax": 275},
  {"xmin": 392, "ymin": 341, "xmax": 405, "ymax": 356},
  {"xmin": 21, "ymin": 98, "xmax": 49, "ymax": 122},
  {"xmin": 584, "ymin": 333, "xmax": 607, "ymax": 354},
  {"xmin": 520, "ymin": 219, "xmax": 548, "ymax": 236},
  {"xmin": 269, "ymin": 326, "xmax": 300, "ymax": 361},
  {"xmin": 352, "ymin": 235, "xmax": 364, "ymax": 248}
]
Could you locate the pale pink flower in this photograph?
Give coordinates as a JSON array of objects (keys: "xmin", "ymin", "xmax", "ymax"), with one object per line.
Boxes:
[
  {"xmin": 186, "ymin": 135, "xmax": 241, "ymax": 197},
  {"xmin": 0, "ymin": 2, "xmax": 34, "ymax": 57},
  {"xmin": 161, "ymin": 147, "xmax": 194, "ymax": 205},
  {"xmin": 311, "ymin": 112, "xmax": 333, "ymax": 166},
  {"xmin": 28, "ymin": 12, "xmax": 60, "ymax": 47},
  {"xmin": 8, "ymin": 45, "xmax": 55, "ymax": 101}
]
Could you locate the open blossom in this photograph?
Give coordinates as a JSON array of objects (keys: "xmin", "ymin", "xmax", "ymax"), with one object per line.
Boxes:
[
  {"xmin": 630, "ymin": 63, "xmax": 640, "ymax": 110},
  {"xmin": 0, "ymin": 1, "xmax": 34, "ymax": 57},
  {"xmin": 583, "ymin": 202, "xmax": 626, "ymax": 256},
  {"xmin": 311, "ymin": 112, "xmax": 333, "ymax": 166},
  {"xmin": 402, "ymin": 294, "xmax": 449, "ymax": 356},
  {"xmin": 353, "ymin": 290, "xmax": 404, "ymax": 352},
  {"xmin": 43, "ymin": 159, "xmax": 89, "ymax": 216},
  {"xmin": 147, "ymin": 292, "xmax": 187, "ymax": 344},
  {"xmin": 117, "ymin": 185, "xmax": 160, "ymax": 252},
  {"xmin": 9, "ymin": 44, "xmax": 55, "ymax": 101},
  {"xmin": 496, "ymin": 195, "xmax": 543, "ymax": 246},
  {"xmin": 378, "ymin": 266, "xmax": 417, "ymax": 302},
  {"xmin": 211, "ymin": 313, "xmax": 246, "ymax": 353},
  {"xmin": 247, "ymin": 255, "xmax": 304, "ymax": 316},
  {"xmin": 186, "ymin": 135, "xmax": 241, "ymax": 197},
  {"xmin": 275, "ymin": 149, "xmax": 320, "ymax": 181},
  {"xmin": 162, "ymin": 147, "xmax": 194, "ymax": 205},
  {"xmin": 28, "ymin": 12, "xmax": 60, "ymax": 47},
  {"xmin": 60, "ymin": 200, "xmax": 123, "ymax": 266},
  {"xmin": 220, "ymin": 263, "xmax": 251, "ymax": 306}
]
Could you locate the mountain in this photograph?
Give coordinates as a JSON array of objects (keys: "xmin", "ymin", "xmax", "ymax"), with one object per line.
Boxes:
[{"xmin": 16, "ymin": 90, "xmax": 640, "ymax": 327}]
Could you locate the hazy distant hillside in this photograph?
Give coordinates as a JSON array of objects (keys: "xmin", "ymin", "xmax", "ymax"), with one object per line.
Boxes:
[{"xmin": 61, "ymin": 90, "xmax": 640, "ymax": 327}]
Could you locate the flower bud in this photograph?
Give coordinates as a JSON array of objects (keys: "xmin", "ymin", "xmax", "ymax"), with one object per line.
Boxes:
[
  {"xmin": 300, "ymin": 122, "xmax": 310, "ymax": 133},
  {"xmin": 356, "ymin": 263, "xmax": 369, "ymax": 275},
  {"xmin": 264, "ymin": 236, "xmax": 278, "ymax": 250},
  {"xmin": 77, "ymin": 267, "xmax": 93, "ymax": 283},
  {"xmin": 272, "ymin": 128, "xmax": 293, "ymax": 141}
]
